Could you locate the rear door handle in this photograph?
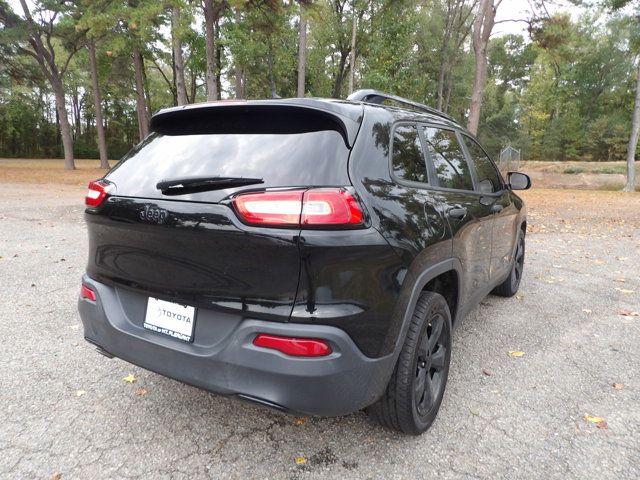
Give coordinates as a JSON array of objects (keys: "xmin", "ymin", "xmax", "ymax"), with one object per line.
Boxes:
[
  {"xmin": 448, "ymin": 207, "xmax": 467, "ymax": 220},
  {"xmin": 491, "ymin": 204, "xmax": 504, "ymax": 214}
]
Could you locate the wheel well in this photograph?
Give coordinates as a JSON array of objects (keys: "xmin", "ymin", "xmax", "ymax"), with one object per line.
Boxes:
[
  {"xmin": 521, "ymin": 220, "xmax": 527, "ymax": 234},
  {"xmin": 423, "ymin": 270, "xmax": 459, "ymax": 324}
]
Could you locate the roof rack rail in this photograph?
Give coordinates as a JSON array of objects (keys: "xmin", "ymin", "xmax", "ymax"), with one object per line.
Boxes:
[{"xmin": 346, "ymin": 89, "xmax": 454, "ymax": 121}]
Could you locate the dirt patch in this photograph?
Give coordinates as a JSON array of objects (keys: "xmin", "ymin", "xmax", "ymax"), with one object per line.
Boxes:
[
  {"xmin": 519, "ymin": 161, "xmax": 638, "ymax": 190},
  {"xmin": 519, "ymin": 188, "xmax": 640, "ymax": 235},
  {"xmin": 0, "ymin": 158, "xmax": 110, "ymax": 186}
]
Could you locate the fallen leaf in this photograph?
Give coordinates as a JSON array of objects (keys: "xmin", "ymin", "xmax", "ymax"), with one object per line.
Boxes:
[
  {"xmin": 615, "ymin": 288, "xmax": 635, "ymax": 294},
  {"xmin": 123, "ymin": 373, "xmax": 137, "ymax": 383},
  {"xmin": 584, "ymin": 414, "xmax": 605, "ymax": 425},
  {"xmin": 75, "ymin": 390, "xmax": 86, "ymax": 397},
  {"xmin": 596, "ymin": 420, "xmax": 608, "ymax": 429},
  {"xmin": 295, "ymin": 457, "xmax": 307, "ymax": 465},
  {"xmin": 135, "ymin": 387, "xmax": 147, "ymax": 396},
  {"xmin": 294, "ymin": 417, "xmax": 306, "ymax": 426},
  {"xmin": 482, "ymin": 368, "xmax": 493, "ymax": 376},
  {"xmin": 508, "ymin": 350, "xmax": 525, "ymax": 358},
  {"xmin": 582, "ymin": 309, "xmax": 592, "ymax": 314},
  {"xmin": 612, "ymin": 383, "xmax": 624, "ymax": 391},
  {"xmin": 619, "ymin": 310, "xmax": 639, "ymax": 317},
  {"xmin": 51, "ymin": 474, "xmax": 62, "ymax": 480},
  {"xmin": 614, "ymin": 278, "xmax": 626, "ymax": 283}
]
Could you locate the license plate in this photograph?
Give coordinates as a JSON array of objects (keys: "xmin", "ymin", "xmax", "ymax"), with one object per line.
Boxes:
[{"xmin": 144, "ymin": 297, "xmax": 196, "ymax": 342}]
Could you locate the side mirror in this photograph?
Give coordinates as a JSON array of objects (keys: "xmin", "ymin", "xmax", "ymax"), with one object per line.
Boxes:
[{"xmin": 507, "ymin": 172, "xmax": 531, "ymax": 190}]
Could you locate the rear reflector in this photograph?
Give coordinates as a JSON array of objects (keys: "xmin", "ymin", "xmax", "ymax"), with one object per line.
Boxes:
[
  {"xmin": 233, "ymin": 188, "xmax": 364, "ymax": 227},
  {"xmin": 85, "ymin": 180, "xmax": 114, "ymax": 207},
  {"xmin": 81, "ymin": 284, "xmax": 97, "ymax": 301},
  {"xmin": 253, "ymin": 334, "xmax": 332, "ymax": 357}
]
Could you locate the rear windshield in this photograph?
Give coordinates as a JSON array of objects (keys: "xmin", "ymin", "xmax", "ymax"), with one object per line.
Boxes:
[{"xmin": 106, "ymin": 130, "xmax": 351, "ymax": 202}]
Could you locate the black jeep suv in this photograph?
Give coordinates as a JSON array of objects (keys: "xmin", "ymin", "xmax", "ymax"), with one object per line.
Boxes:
[{"xmin": 78, "ymin": 90, "xmax": 530, "ymax": 434}]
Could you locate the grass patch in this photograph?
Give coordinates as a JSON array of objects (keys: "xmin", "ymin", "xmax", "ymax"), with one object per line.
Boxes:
[
  {"xmin": 0, "ymin": 158, "xmax": 109, "ymax": 185},
  {"xmin": 593, "ymin": 166, "xmax": 624, "ymax": 174},
  {"xmin": 595, "ymin": 183, "xmax": 640, "ymax": 192},
  {"xmin": 563, "ymin": 167, "xmax": 585, "ymax": 174}
]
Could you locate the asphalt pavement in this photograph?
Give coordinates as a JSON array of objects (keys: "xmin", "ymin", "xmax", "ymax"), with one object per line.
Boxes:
[{"xmin": 1, "ymin": 183, "xmax": 638, "ymax": 479}]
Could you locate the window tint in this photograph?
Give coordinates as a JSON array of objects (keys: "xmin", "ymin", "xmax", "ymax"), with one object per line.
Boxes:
[
  {"xmin": 391, "ymin": 124, "xmax": 428, "ymax": 184},
  {"xmin": 422, "ymin": 127, "xmax": 473, "ymax": 191},
  {"xmin": 463, "ymin": 136, "xmax": 502, "ymax": 194},
  {"xmin": 105, "ymin": 130, "xmax": 350, "ymax": 202}
]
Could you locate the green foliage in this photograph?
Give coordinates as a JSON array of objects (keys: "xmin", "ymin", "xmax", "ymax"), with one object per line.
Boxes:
[{"xmin": 0, "ymin": 0, "xmax": 637, "ymax": 164}]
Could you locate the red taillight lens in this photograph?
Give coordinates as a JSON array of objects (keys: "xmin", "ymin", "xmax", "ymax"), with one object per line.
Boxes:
[
  {"xmin": 81, "ymin": 284, "xmax": 97, "ymax": 301},
  {"xmin": 232, "ymin": 188, "xmax": 364, "ymax": 227},
  {"xmin": 85, "ymin": 180, "xmax": 113, "ymax": 207},
  {"xmin": 253, "ymin": 334, "xmax": 332, "ymax": 357},
  {"xmin": 233, "ymin": 191, "xmax": 303, "ymax": 225},
  {"xmin": 302, "ymin": 189, "xmax": 364, "ymax": 226}
]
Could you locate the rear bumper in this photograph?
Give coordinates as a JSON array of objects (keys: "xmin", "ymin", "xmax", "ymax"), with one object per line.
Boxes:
[{"xmin": 78, "ymin": 275, "xmax": 394, "ymax": 416}]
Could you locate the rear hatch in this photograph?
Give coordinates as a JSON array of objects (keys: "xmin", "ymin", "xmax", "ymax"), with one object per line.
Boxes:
[{"xmin": 85, "ymin": 101, "xmax": 363, "ymax": 322}]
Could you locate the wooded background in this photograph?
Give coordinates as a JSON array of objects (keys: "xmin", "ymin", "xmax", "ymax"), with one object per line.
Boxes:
[{"xmin": 0, "ymin": 0, "xmax": 638, "ymax": 189}]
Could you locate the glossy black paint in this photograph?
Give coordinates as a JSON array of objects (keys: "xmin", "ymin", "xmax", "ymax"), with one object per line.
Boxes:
[
  {"xmin": 347, "ymin": 105, "xmax": 527, "ymax": 356},
  {"xmin": 82, "ymin": 97, "xmax": 527, "ymax": 373},
  {"xmin": 86, "ymin": 197, "xmax": 301, "ymax": 322}
]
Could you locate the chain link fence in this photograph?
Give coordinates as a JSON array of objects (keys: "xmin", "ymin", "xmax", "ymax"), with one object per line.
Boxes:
[{"xmin": 499, "ymin": 145, "xmax": 521, "ymax": 175}]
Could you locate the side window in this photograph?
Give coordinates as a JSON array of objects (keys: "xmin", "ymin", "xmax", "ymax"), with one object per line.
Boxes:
[
  {"xmin": 391, "ymin": 124, "xmax": 428, "ymax": 184},
  {"xmin": 422, "ymin": 127, "xmax": 473, "ymax": 191},
  {"xmin": 463, "ymin": 136, "xmax": 502, "ymax": 194}
]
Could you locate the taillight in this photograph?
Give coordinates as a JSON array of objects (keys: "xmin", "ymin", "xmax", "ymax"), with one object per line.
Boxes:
[
  {"xmin": 85, "ymin": 180, "xmax": 114, "ymax": 207},
  {"xmin": 253, "ymin": 334, "xmax": 332, "ymax": 357},
  {"xmin": 233, "ymin": 191, "xmax": 303, "ymax": 225},
  {"xmin": 302, "ymin": 189, "xmax": 364, "ymax": 226},
  {"xmin": 81, "ymin": 284, "xmax": 97, "ymax": 301},
  {"xmin": 232, "ymin": 188, "xmax": 365, "ymax": 228}
]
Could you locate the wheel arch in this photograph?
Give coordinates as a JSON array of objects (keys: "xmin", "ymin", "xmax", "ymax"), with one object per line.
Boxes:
[{"xmin": 391, "ymin": 259, "xmax": 463, "ymax": 356}]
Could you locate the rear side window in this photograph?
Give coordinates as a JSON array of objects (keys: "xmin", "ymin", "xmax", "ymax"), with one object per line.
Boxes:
[
  {"xmin": 106, "ymin": 130, "xmax": 350, "ymax": 201},
  {"xmin": 391, "ymin": 124, "xmax": 428, "ymax": 184},
  {"xmin": 423, "ymin": 127, "xmax": 473, "ymax": 191},
  {"xmin": 463, "ymin": 136, "xmax": 502, "ymax": 193}
]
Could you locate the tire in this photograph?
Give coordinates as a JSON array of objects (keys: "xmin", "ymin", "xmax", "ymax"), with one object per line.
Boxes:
[
  {"xmin": 492, "ymin": 230, "xmax": 525, "ymax": 297},
  {"xmin": 366, "ymin": 291, "xmax": 452, "ymax": 435}
]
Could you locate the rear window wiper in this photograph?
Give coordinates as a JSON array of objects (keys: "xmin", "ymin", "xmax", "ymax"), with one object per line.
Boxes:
[{"xmin": 156, "ymin": 176, "xmax": 264, "ymax": 195}]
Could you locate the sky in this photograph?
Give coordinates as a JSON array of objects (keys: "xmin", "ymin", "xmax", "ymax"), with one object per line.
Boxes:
[
  {"xmin": 8, "ymin": 0, "xmax": 590, "ymax": 39},
  {"xmin": 493, "ymin": 0, "xmax": 586, "ymax": 37}
]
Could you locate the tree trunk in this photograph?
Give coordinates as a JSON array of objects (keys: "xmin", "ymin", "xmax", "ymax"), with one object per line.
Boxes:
[
  {"xmin": 332, "ymin": 51, "xmax": 348, "ymax": 98},
  {"xmin": 88, "ymin": 40, "xmax": 109, "ymax": 168},
  {"xmin": 297, "ymin": 8, "xmax": 307, "ymax": 97},
  {"xmin": 203, "ymin": 0, "xmax": 218, "ymax": 101},
  {"xmin": 172, "ymin": 6, "xmax": 188, "ymax": 105},
  {"xmin": 348, "ymin": 14, "xmax": 357, "ymax": 95},
  {"xmin": 624, "ymin": 60, "xmax": 640, "ymax": 192},
  {"xmin": 142, "ymin": 58, "xmax": 152, "ymax": 120},
  {"xmin": 235, "ymin": 64, "xmax": 244, "ymax": 99},
  {"xmin": 17, "ymin": 0, "xmax": 77, "ymax": 167},
  {"xmin": 215, "ymin": 18, "xmax": 222, "ymax": 99},
  {"xmin": 72, "ymin": 88, "xmax": 81, "ymax": 139},
  {"xmin": 132, "ymin": 44, "xmax": 149, "ymax": 141},
  {"xmin": 267, "ymin": 40, "xmax": 277, "ymax": 98},
  {"xmin": 52, "ymin": 78, "xmax": 75, "ymax": 170},
  {"xmin": 467, "ymin": 0, "xmax": 498, "ymax": 136}
]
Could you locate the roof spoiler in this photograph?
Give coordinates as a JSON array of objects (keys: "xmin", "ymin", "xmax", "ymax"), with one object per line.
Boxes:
[{"xmin": 150, "ymin": 101, "xmax": 363, "ymax": 148}]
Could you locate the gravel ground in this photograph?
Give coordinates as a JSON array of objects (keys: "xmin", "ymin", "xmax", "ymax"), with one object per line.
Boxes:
[{"xmin": 0, "ymin": 184, "xmax": 639, "ymax": 480}]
